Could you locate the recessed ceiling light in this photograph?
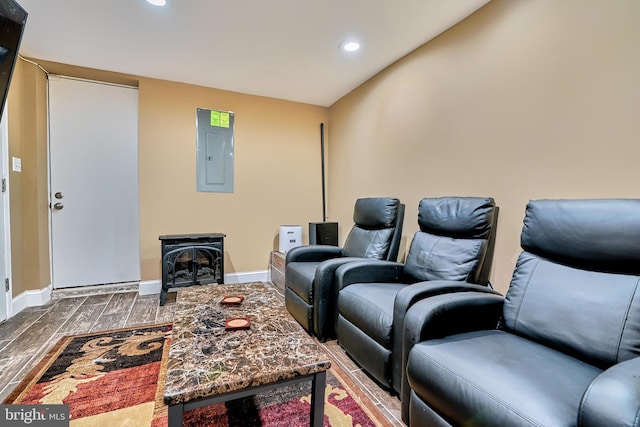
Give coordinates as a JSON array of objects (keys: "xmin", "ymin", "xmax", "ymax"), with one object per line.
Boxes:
[
  {"xmin": 342, "ymin": 41, "xmax": 360, "ymax": 52},
  {"xmin": 146, "ymin": 0, "xmax": 166, "ymax": 6}
]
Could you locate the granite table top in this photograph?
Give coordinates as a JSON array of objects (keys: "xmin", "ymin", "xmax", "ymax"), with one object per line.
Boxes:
[{"xmin": 163, "ymin": 282, "xmax": 331, "ymax": 406}]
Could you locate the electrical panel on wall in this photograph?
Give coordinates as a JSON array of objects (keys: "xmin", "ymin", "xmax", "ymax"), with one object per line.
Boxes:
[{"xmin": 196, "ymin": 108, "xmax": 235, "ymax": 192}]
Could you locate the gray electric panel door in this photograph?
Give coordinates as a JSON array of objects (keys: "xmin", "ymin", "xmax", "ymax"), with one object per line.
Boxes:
[{"xmin": 196, "ymin": 108, "xmax": 235, "ymax": 192}]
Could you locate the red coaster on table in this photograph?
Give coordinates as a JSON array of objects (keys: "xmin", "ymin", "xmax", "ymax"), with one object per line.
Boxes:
[
  {"xmin": 221, "ymin": 295, "xmax": 244, "ymax": 305},
  {"xmin": 225, "ymin": 317, "xmax": 251, "ymax": 330}
]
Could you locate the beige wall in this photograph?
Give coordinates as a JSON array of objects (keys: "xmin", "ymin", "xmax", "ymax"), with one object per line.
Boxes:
[
  {"xmin": 138, "ymin": 78, "xmax": 328, "ymax": 280},
  {"xmin": 7, "ymin": 60, "xmax": 328, "ymax": 294},
  {"xmin": 327, "ymin": 0, "xmax": 640, "ymax": 294},
  {"xmin": 7, "ymin": 59, "xmax": 49, "ymax": 297}
]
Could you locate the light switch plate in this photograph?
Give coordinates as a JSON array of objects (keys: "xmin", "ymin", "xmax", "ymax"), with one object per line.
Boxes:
[{"xmin": 12, "ymin": 157, "xmax": 21, "ymax": 172}]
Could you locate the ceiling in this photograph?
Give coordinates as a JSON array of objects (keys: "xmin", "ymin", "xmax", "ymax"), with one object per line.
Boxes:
[{"xmin": 16, "ymin": 0, "xmax": 490, "ymax": 107}]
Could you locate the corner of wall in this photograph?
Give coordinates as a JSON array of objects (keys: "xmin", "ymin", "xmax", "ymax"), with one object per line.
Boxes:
[{"xmin": 11, "ymin": 283, "xmax": 52, "ymax": 315}]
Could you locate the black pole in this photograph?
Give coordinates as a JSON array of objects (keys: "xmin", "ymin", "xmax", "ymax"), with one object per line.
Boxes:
[{"xmin": 320, "ymin": 123, "xmax": 327, "ymax": 222}]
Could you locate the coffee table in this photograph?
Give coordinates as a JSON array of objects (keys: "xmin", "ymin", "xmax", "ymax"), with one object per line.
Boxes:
[{"xmin": 163, "ymin": 282, "xmax": 331, "ymax": 426}]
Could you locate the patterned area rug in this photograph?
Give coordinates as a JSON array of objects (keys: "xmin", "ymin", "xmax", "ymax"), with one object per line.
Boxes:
[{"xmin": 4, "ymin": 324, "xmax": 392, "ymax": 426}]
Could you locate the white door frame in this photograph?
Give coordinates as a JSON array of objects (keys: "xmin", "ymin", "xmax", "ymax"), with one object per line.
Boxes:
[
  {"xmin": 48, "ymin": 75, "xmax": 140, "ymax": 289},
  {"xmin": 0, "ymin": 109, "xmax": 13, "ymax": 320}
]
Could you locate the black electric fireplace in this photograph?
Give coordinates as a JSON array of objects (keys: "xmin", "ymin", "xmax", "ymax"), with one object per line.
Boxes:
[{"xmin": 159, "ymin": 233, "xmax": 225, "ymax": 305}]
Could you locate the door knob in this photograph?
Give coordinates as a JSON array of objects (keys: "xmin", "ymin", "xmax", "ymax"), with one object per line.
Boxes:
[
  {"xmin": 53, "ymin": 203, "xmax": 64, "ymax": 210},
  {"xmin": 55, "ymin": 192, "xmax": 64, "ymax": 199}
]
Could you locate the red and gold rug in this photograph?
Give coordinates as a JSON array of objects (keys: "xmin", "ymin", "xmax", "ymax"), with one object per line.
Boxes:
[{"xmin": 4, "ymin": 324, "xmax": 392, "ymax": 426}]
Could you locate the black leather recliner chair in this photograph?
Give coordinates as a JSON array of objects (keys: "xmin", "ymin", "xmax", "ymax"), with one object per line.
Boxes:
[
  {"xmin": 334, "ymin": 197, "xmax": 499, "ymax": 394},
  {"xmin": 403, "ymin": 199, "xmax": 640, "ymax": 426},
  {"xmin": 285, "ymin": 197, "xmax": 405, "ymax": 341}
]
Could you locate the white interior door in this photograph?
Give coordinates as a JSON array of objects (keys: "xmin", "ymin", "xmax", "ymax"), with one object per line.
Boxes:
[{"xmin": 49, "ymin": 76, "xmax": 140, "ymax": 289}]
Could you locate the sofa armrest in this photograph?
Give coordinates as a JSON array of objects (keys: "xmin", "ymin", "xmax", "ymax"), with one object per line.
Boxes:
[
  {"xmin": 579, "ymin": 357, "xmax": 640, "ymax": 427},
  {"xmin": 312, "ymin": 257, "xmax": 368, "ymax": 340},
  {"xmin": 334, "ymin": 260, "xmax": 404, "ymax": 291},
  {"xmin": 393, "ymin": 281, "xmax": 501, "ymax": 331},
  {"xmin": 400, "ymin": 292, "xmax": 504, "ymax": 423},
  {"xmin": 390, "ymin": 281, "xmax": 501, "ymax": 392},
  {"xmin": 285, "ymin": 245, "xmax": 344, "ymax": 263}
]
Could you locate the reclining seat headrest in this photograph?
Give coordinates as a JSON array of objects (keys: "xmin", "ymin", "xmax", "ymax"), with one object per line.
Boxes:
[
  {"xmin": 521, "ymin": 199, "xmax": 640, "ymax": 274},
  {"xmin": 418, "ymin": 197, "xmax": 496, "ymax": 238},
  {"xmin": 353, "ymin": 197, "xmax": 400, "ymax": 229}
]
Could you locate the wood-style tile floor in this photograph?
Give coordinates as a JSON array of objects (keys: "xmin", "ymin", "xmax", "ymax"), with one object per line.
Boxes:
[{"xmin": 0, "ymin": 282, "xmax": 403, "ymax": 426}]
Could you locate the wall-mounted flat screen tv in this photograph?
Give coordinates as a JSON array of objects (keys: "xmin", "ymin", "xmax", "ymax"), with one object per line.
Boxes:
[{"xmin": 0, "ymin": 0, "xmax": 27, "ymax": 121}]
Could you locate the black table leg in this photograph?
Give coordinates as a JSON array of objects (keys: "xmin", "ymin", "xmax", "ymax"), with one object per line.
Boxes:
[
  {"xmin": 168, "ymin": 403, "xmax": 183, "ymax": 427},
  {"xmin": 310, "ymin": 370, "xmax": 327, "ymax": 427}
]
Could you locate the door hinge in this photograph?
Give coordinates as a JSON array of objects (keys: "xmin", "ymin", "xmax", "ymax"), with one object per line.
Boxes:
[
  {"xmin": 1, "ymin": 178, "xmax": 5, "ymax": 192},
  {"xmin": 4, "ymin": 278, "xmax": 8, "ymax": 292}
]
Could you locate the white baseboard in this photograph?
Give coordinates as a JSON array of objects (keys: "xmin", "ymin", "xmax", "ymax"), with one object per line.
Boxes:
[
  {"xmin": 138, "ymin": 280, "xmax": 161, "ymax": 296},
  {"xmin": 12, "ymin": 285, "xmax": 52, "ymax": 315},
  {"xmin": 138, "ymin": 270, "xmax": 270, "ymax": 296}
]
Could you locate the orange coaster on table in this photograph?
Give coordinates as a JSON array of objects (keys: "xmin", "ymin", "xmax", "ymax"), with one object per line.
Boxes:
[
  {"xmin": 225, "ymin": 317, "xmax": 251, "ymax": 330},
  {"xmin": 221, "ymin": 295, "xmax": 244, "ymax": 305}
]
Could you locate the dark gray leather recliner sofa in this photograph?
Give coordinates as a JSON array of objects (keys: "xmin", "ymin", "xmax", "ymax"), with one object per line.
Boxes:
[
  {"xmin": 334, "ymin": 197, "xmax": 499, "ymax": 394},
  {"xmin": 403, "ymin": 198, "xmax": 640, "ymax": 426},
  {"xmin": 285, "ymin": 197, "xmax": 405, "ymax": 341}
]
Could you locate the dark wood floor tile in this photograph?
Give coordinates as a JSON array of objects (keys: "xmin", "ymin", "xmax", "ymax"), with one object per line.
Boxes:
[
  {"xmin": 102, "ymin": 292, "xmax": 137, "ymax": 315},
  {"xmin": 376, "ymin": 403, "xmax": 403, "ymax": 426},
  {"xmin": 0, "ymin": 324, "xmax": 54, "ymax": 357},
  {"xmin": 0, "ymin": 342, "xmax": 60, "ymax": 401},
  {"xmin": 319, "ymin": 338, "xmax": 404, "ymax": 422},
  {"xmin": 156, "ymin": 303, "xmax": 175, "ymax": 324},
  {"xmin": 322, "ymin": 340, "xmax": 363, "ymax": 374},
  {"xmin": 0, "ymin": 381, "xmax": 19, "ymax": 402},
  {"xmin": 58, "ymin": 304, "xmax": 107, "ymax": 335},
  {"xmin": 3, "ymin": 341, "xmax": 60, "ymax": 394},
  {"xmin": 382, "ymin": 392, "xmax": 402, "ymax": 419},
  {"xmin": 0, "ymin": 356, "xmax": 31, "ymax": 388},
  {"xmin": 82, "ymin": 294, "xmax": 113, "ymax": 305},
  {"xmin": 49, "ymin": 331, "xmax": 69, "ymax": 344},
  {"xmin": 322, "ymin": 341, "xmax": 384, "ymax": 405},
  {"xmin": 0, "ymin": 304, "xmax": 75, "ymax": 356},
  {"xmin": 90, "ymin": 313, "xmax": 127, "ymax": 332},
  {"xmin": 349, "ymin": 367, "xmax": 399, "ymax": 411},
  {"xmin": 0, "ymin": 310, "xmax": 45, "ymax": 341},
  {"xmin": 125, "ymin": 295, "xmax": 159, "ymax": 326},
  {"xmin": 46, "ymin": 297, "xmax": 86, "ymax": 320}
]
